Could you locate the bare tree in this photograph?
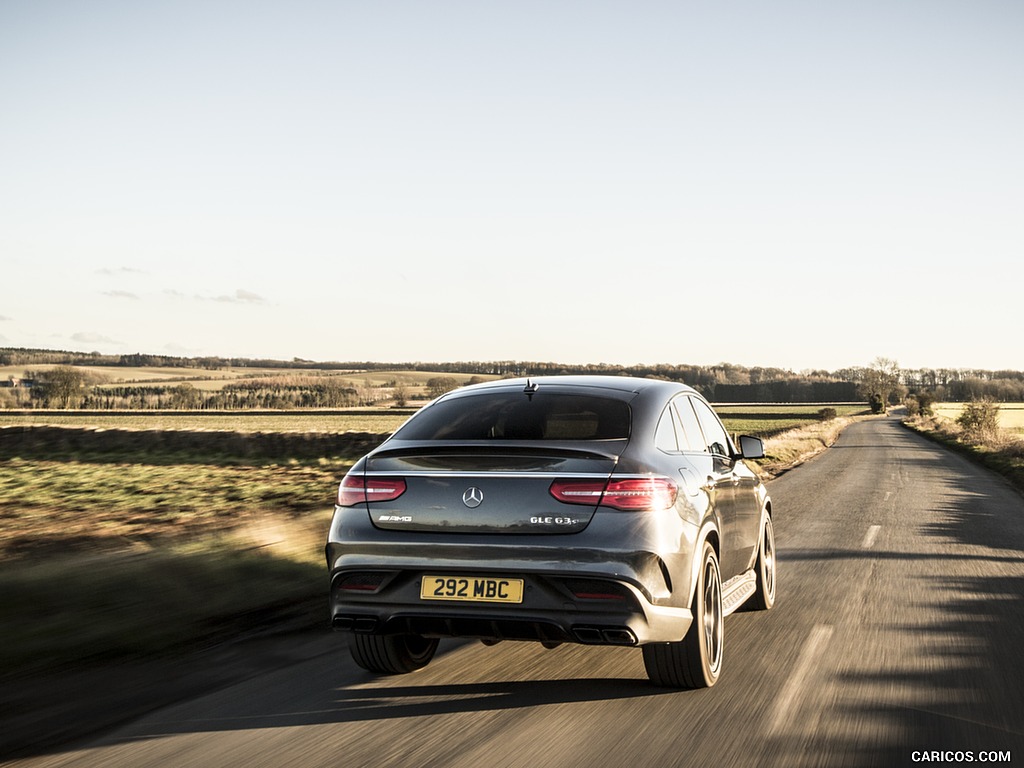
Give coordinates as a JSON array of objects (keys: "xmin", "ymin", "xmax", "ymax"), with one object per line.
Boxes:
[
  {"xmin": 35, "ymin": 366, "xmax": 88, "ymax": 408},
  {"xmin": 858, "ymin": 357, "xmax": 901, "ymax": 414},
  {"xmin": 392, "ymin": 382, "xmax": 409, "ymax": 407}
]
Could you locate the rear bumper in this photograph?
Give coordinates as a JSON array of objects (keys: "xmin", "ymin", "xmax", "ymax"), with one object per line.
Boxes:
[
  {"xmin": 326, "ymin": 505, "xmax": 699, "ymax": 646},
  {"xmin": 329, "ymin": 570, "xmax": 693, "ymax": 646}
]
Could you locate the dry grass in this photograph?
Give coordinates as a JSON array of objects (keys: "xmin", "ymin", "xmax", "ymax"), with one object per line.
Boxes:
[
  {"xmin": 0, "ymin": 448, "xmax": 340, "ymax": 677},
  {"xmin": 932, "ymin": 402, "xmax": 1024, "ymax": 434},
  {"xmin": 0, "ymin": 540, "xmax": 325, "ymax": 676},
  {"xmin": 755, "ymin": 414, "xmax": 872, "ymax": 478},
  {"xmin": 903, "ymin": 411, "xmax": 1024, "ymax": 491},
  {"xmin": 0, "ymin": 364, "xmax": 277, "ymax": 383},
  {"xmin": 0, "ymin": 457, "xmax": 343, "ymax": 560},
  {"xmin": 1, "ymin": 364, "xmax": 495, "ymax": 392}
]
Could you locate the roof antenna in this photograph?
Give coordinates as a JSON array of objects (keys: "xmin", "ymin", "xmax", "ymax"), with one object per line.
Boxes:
[{"xmin": 523, "ymin": 378, "xmax": 539, "ymax": 400}]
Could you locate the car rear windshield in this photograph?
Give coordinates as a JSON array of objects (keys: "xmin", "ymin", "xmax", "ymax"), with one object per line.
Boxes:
[{"xmin": 393, "ymin": 392, "xmax": 631, "ymax": 441}]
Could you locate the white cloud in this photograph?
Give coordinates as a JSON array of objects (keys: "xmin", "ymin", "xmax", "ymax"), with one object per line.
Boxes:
[
  {"xmin": 211, "ymin": 289, "xmax": 268, "ymax": 304},
  {"xmin": 71, "ymin": 332, "xmax": 121, "ymax": 345},
  {"xmin": 96, "ymin": 267, "xmax": 147, "ymax": 276}
]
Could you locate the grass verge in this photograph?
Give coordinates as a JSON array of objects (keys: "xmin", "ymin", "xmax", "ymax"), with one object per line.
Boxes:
[
  {"xmin": 0, "ymin": 428, "xmax": 355, "ymax": 685},
  {"xmin": 0, "ymin": 542, "xmax": 326, "ymax": 678},
  {"xmin": 754, "ymin": 413, "xmax": 874, "ymax": 479},
  {"xmin": 902, "ymin": 413, "xmax": 1024, "ymax": 494}
]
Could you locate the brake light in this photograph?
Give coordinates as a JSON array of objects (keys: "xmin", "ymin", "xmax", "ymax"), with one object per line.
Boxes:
[
  {"xmin": 337, "ymin": 475, "xmax": 407, "ymax": 506},
  {"xmin": 549, "ymin": 477, "xmax": 678, "ymax": 511},
  {"xmin": 603, "ymin": 478, "xmax": 678, "ymax": 510},
  {"xmin": 549, "ymin": 480, "xmax": 606, "ymax": 505}
]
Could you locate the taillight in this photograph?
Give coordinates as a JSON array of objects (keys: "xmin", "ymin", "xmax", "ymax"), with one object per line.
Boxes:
[
  {"xmin": 337, "ymin": 475, "xmax": 407, "ymax": 506},
  {"xmin": 603, "ymin": 477, "xmax": 678, "ymax": 510},
  {"xmin": 549, "ymin": 480, "xmax": 606, "ymax": 505},
  {"xmin": 549, "ymin": 477, "xmax": 678, "ymax": 512}
]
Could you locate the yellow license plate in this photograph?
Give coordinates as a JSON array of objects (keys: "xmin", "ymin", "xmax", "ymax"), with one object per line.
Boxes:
[{"xmin": 421, "ymin": 575, "xmax": 524, "ymax": 604}]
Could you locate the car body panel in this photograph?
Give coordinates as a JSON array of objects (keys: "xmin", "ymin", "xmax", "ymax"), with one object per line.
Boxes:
[
  {"xmin": 326, "ymin": 375, "xmax": 771, "ymax": 655},
  {"xmin": 361, "ymin": 446, "xmax": 620, "ymax": 534}
]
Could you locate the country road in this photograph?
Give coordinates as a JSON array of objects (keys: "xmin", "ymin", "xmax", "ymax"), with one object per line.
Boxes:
[{"xmin": 8, "ymin": 414, "xmax": 1024, "ymax": 768}]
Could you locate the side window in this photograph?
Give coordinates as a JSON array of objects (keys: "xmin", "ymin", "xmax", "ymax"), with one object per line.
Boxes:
[
  {"xmin": 689, "ymin": 398, "xmax": 731, "ymax": 457},
  {"xmin": 654, "ymin": 405, "xmax": 679, "ymax": 452},
  {"xmin": 671, "ymin": 398, "xmax": 702, "ymax": 451}
]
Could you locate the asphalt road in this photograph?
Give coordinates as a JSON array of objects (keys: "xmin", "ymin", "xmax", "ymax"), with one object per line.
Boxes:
[{"xmin": 9, "ymin": 415, "xmax": 1024, "ymax": 767}]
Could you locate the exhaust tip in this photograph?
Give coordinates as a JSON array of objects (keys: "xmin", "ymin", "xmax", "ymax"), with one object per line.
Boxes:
[
  {"xmin": 601, "ymin": 628, "xmax": 637, "ymax": 646},
  {"xmin": 353, "ymin": 617, "xmax": 379, "ymax": 633},
  {"xmin": 573, "ymin": 627, "xmax": 603, "ymax": 644},
  {"xmin": 332, "ymin": 615, "xmax": 380, "ymax": 633},
  {"xmin": 573, "ymin": 626, "xmax": 637, "ymax": 646}
]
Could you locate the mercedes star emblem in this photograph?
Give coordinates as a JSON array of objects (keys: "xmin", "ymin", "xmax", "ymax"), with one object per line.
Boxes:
[{"xmin": 462, "ymin": 487, "xmax": 484, "ymax": 508}]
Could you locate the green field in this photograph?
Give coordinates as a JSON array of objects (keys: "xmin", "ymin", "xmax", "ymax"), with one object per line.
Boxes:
[{"xmin": 714, "ymin": 403, "xmax": 866, "ymax": 436}]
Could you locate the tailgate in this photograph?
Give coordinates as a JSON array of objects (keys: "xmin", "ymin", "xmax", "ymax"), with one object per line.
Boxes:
[{"xmin": 363, "ymin": 445, "xmax": 623, "ymax": 534}]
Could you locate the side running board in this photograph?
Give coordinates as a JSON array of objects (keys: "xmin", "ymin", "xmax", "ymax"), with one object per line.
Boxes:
[{"xmin": 721, "ymin": 570, "xmax": 757, "ymax": 616}]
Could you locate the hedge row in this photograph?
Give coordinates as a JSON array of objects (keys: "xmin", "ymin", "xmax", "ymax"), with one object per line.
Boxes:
[{"xmin": 0, "ymin": 426, "xmax": 389, "ymax": 463}]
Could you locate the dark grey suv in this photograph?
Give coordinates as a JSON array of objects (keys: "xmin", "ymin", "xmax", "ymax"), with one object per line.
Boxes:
[{"xmin": 326, "ymin": 376, "xmax": 775, "ymax": 688}]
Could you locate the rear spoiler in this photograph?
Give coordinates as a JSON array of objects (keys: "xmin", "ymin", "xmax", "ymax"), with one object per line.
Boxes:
[{"xmin": 368, "ymin": 440, "xmax": 627, "ymax": 463}]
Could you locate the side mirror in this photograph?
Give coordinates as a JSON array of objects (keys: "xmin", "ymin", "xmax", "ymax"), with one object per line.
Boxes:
[{"xmin": 737, "ymin": 435, "xmax": 765, "ymax": 460}]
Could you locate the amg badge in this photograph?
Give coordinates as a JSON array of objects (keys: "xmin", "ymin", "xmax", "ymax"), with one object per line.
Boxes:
[{"xmin": 378, "ymin": 515, "xmax": 413, "ymax": 523}]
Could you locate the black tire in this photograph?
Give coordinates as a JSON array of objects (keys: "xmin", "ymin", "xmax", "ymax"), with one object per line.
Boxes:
[
  {"xmin": 350, "ymin": 633, "xmax": 439, "ymax": 675},
  {"xmin": 746, "ymin": 513, "xmax": 777, "ymax": 611},
  {"xmin": 643, "ymin": 541, "xmax": 723, "ymax": 689}
]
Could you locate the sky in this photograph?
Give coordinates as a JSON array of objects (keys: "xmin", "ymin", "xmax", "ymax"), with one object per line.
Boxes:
[{"xmin": 2, "ymin": 0, "xmax": 1022, "ymax": 372}]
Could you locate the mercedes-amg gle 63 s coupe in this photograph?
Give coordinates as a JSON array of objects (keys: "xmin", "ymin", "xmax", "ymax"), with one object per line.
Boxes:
[{"xmin": 326, "ymin": 376, "xmax": 776, "ymax": 688}]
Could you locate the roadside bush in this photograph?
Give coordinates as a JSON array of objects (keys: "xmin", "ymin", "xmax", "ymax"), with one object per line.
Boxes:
[
  {"xmin": 818, "ymin": 407, "xmax": 838, "ymax": 422},
  {"xmin": 916, "ymin": 390, "xmax": 936, "ymax": 415},
  {"xmin": 956, "ymin": 399, "xmax": 1001, "ymax": 443}
]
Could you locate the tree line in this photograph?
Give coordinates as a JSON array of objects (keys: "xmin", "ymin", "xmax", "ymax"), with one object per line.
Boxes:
[
  {"xmin": 4, "ymin": 346, "xmax": 1022, "ymax": 385},
  {"xmin": 4, "ymin": 347, "xmax": 1024, "ymax": 410}
]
